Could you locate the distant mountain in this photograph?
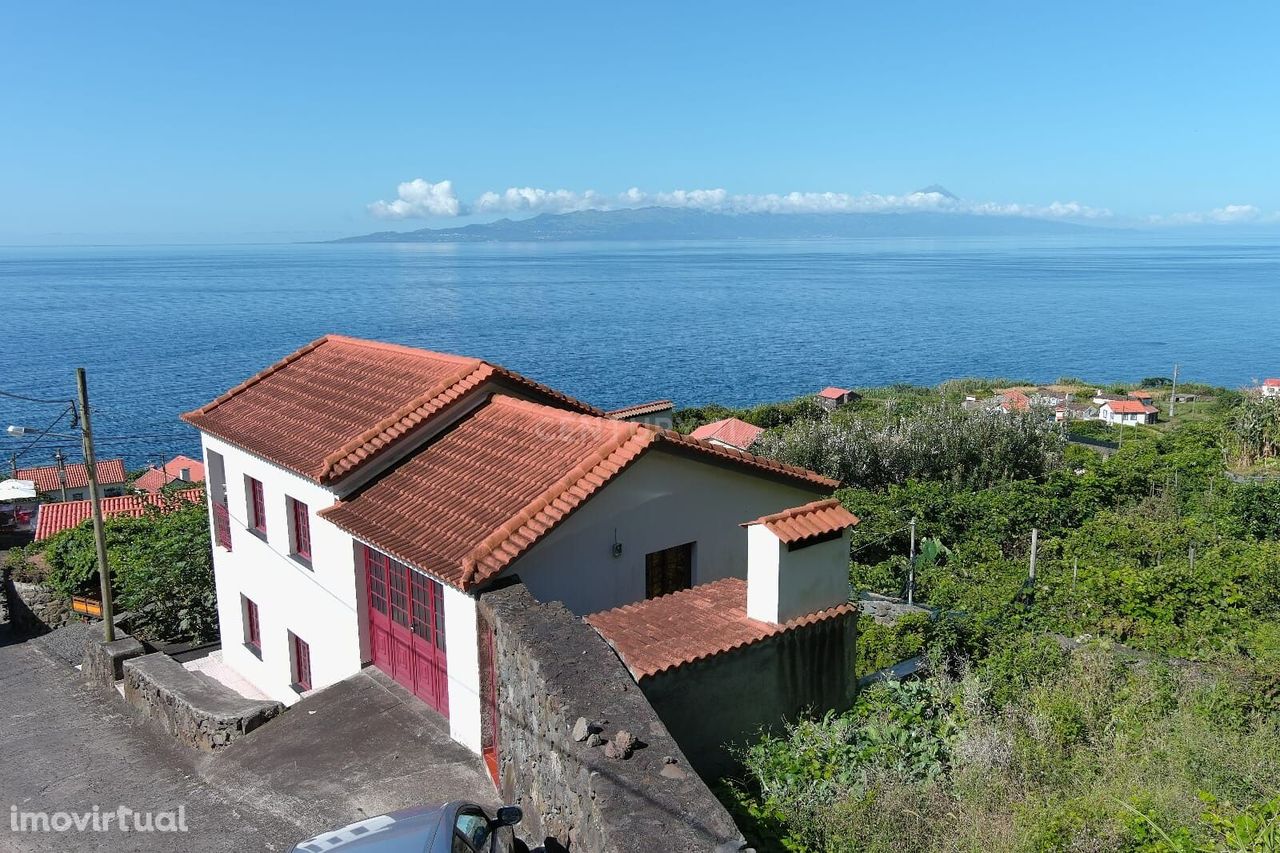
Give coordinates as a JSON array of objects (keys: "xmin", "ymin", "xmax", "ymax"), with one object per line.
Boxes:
[
  {"xmin": 330, "ymin": 206, "xmax": 1104, "ymax": 244},
  {"xmin": 914, "ymin": 184, "xmax": 960, "ymax": 200}
]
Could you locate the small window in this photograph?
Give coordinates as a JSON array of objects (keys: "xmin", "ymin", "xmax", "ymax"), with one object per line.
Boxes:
[
  {"xmin": 453, "ymin": 810, "xmax": 489, "ymax": 852},
  {"xmin": 290, "ymin": 498, "xmax": 312, "ymax": 562},
  {"xmin": 243, "ymin": 597, "xmax": 261, "ymax": 654},
  {"xmin": 645, "ymin": 541, "xmax": 694, "ymax": 599},
  {"xmin": 247, "ymin": 477, "xmax": 267, "ymax": 534},
  {"xmin": 291, "ymin": 632, "xmax": 312, "ymax": 691}
]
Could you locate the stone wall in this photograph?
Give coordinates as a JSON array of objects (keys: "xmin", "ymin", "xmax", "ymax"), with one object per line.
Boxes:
[
  {"xmin": 83, "ymin": 631, "xmax": 146, "ymax": 693},
  {"xmin": 122, "ymin": 652, "xmax": 283, "ymax": 751},
  {"xmin": 2, "ymin": 573, "xmax": 73, "ymax": 633},
  {"xmin": 478, "ymin": 582, "xmax": 747, "ymax": 853}
]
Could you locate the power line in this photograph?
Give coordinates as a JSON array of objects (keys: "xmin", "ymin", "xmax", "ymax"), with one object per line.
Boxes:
[
  {"xmin": 0, "ymin": 388, "xmax": 75, "ymax": 405},
  {"xmin": 10, "ymin": 405, "xmax": 75, "ymax": 464}
]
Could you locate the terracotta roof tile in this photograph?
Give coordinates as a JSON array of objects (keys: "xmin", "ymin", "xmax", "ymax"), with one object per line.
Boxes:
[
  {"xmin": 688, "ymin": 417, "xmax": 764, "ymax": 450},
  {"xmin": 743, "ymin": 498, "xmax": 859, "ymax": 545},
  {"xmin": 817, "ymin": 386, "xmax": 852, "ymax": 399},
  {"xmin": 606, "ymin": 400, "xmax": 674, "ymax": 419},
  {"xmin": 35, "ymin": 489, "xmax": 204, "ymax": 541},
  {"xmin": 133, "ymin": 455, "xmax": 206, "ymax": 493},
  {"xmin": 586, "ymin": 577, "xmax": 855, "ymax": 679},
  {"xmin": 320, "ymin": 397, "xmax": 836, "ymax": 591},
  {"xmin": 181, "ymin": 335, "xmax": 601, "ymax": 484},
  {"xmin": 1105, "ymin": 399, "xmax": 1159, "ymax": 415},
  {"xmin": 16, "ymin": 459, "xmax": 127, "ymax": 493},
  {"xmin": 1264, "ymin": 378, "xmax": 1280, "ymax": 387}
]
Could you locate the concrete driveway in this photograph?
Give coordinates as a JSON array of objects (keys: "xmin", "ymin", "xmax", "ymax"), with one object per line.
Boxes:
[{"xmin": 0, "ymin": 623, "xmax": 497, "ymax": 852}]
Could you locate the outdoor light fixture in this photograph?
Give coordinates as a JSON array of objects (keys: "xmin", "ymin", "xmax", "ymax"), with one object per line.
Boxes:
[
  {"xmin": 6, "ymin": 425, "xmax": 31, "ymax": 436},
  {"xmin": 612, "ymin": 529, "xmax": 623, "ymax": 558}
]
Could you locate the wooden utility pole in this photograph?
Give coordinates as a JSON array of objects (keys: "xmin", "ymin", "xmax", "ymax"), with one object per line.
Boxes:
[
  {"xmin": 54, "ymin": 447, "xmax": 68, "ymax": 501},
  {"xmin": 1169, "ymin": 364, "xmax": 1179, "ymax": 420},
  {"xmin": 907, "ymin": 517, "xmax": 917, "ymax": 605},
  {"xmin": 1029, "ymin": 528, "xmax": 1039, "ymax": 585},
  {"xmin": 77, "ymin": 368, "xmax": 115, "ymax": 642},
  {"xmin": 8, "ymin": 454, "xmax": 15, "ymax": 479}
]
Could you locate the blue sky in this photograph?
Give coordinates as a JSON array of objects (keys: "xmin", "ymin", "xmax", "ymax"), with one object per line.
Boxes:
[{"xmin": 4, "ymin": 1, "xmax": 1279, "ymax": 242}]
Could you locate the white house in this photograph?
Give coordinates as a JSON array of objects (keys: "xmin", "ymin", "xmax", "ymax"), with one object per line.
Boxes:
[
  {"xmin": 1099, "ymin": 399, "xmax": 1159, "ymax": 425},
  {"xmin": 181, "ymin": 335, "xmax": 837, "ymax": 757},
  {"xmin": 1262, "ymin": 379, "xmax": 1280, "ymax": 399}
]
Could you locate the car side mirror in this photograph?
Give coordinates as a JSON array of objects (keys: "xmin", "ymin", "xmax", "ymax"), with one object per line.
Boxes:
[{"xmin": 494, "ymin": 805, "xmax": 522, "ymax": 827}]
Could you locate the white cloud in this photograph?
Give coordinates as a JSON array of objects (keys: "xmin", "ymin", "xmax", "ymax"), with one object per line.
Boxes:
[
  {"xmin": 368, "ymin": 179, "xmax": 462, "ymax": 219},
  {"xmin": 367, "ymin": 179, "xmax": 1114, "ymax": 221},
  {"xmin": 1146, "ymin": 204, "xmax": 1280, "ymax": 226}
]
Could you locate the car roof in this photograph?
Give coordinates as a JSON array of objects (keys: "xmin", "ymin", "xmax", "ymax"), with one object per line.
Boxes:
[{"xmin": 292, "ymin": 802, "xmax": 483, "ymax": 853}]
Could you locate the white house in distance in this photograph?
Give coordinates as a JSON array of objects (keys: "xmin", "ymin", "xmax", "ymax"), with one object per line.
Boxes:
[
  {"xmin": 1262, "ymin": 378, "xmax": 1280, "ymax": 399},
  {"xmin": 1099, "ymin": 398, "xmax": 1159, "ymax": 425},
  {"xmin": 606, "ymin": 399, "xmax": 675, "ymax": 429},
  {"xmin": 15, "ymin": 458, "xmax": 127, "ymax": 501},
  {"xmin": 181, "ymin": 335, "xmax": 838, "ymax": 759}
]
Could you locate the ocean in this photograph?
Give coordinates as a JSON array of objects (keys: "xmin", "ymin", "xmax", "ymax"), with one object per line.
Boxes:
[{"xmin": 2, "ymin": 235, "xmax": 1277, "ymax": 471}]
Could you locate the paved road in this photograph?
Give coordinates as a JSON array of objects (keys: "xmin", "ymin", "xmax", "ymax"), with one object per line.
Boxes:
[{"xmin": 0, "ymin": 623, "xmax": 496, "ymax": 852}]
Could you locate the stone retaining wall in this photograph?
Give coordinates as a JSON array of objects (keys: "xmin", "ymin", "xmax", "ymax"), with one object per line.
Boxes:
[
  {"xmin": 122, "ymin": 652, "xmax": 283, "ymax": 751},
  {"xmin": 478, "ymin": 582, "xmax": 747, "ymax": 853},
  {"xmin": 2, "ymin": 574, "xmax": 73, "ymax": 633},
  {"xmin": 83, "ymin": 631, "xmax": 146, "ymax": 693}
]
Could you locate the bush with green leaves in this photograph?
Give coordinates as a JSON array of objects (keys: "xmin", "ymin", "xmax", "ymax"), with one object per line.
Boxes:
[{"xmin": 42, "ymin": 497, "xmax": 215, "ymax": 642}]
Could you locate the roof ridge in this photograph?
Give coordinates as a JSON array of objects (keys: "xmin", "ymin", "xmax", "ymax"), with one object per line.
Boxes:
[
  {"xmin": 745, "ymin": 498, "xmax": 842, "ymax": 526},
  {"xmin": 649, "ymin": 428, "xmax": 838, "ymax": 490},
  {"xmin": 184, "ymin": 336, "xmax": 330, "ymax": 418},
  {"xmin": 459, "ymin": 426, "xmax": 652, "ymax": 588},
  {"xmin": 322, "ymin": 334, "xmax": 481, "ymax": 364}
]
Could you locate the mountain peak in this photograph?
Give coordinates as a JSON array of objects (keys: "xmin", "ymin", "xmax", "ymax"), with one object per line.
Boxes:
[{"xmin": 914, "ymin": 184, "xmax": 960, "ymax": 200}]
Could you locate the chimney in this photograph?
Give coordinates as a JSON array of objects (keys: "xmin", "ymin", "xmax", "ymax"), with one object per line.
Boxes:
[{"xmin": 742, "ymin": 499, "xmax": 858, "ymax": 624}]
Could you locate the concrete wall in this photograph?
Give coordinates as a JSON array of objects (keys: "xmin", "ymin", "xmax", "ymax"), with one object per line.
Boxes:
[
  {"xmin": 478, "ymin": 582, "xmax": 745, "ymax": 853},
  {"xmin": 505, "ymin": 450, "xmax": 822, "ymax": 615},
  {"xmin": 641, "ymin": 609, "xmax": 858, "ymax": 779},
  {"xmin": 202, "ymin": 434, "xmax": 361, "ymax": 706}
]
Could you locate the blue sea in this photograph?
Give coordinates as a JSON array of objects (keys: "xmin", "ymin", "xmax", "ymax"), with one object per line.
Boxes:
[{"xmin": 2, "ymin": 235, "xmax": 1278, "ymax": 470}]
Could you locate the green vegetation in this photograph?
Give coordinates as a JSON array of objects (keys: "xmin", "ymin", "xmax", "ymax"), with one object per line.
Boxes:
[
  {"xmin": 708, "ymin": 382, "xmax": 1280, "ymax": 851},
  {"xmin": 36, "ymin": 497, "xmax": 215, "ymax": 642}
]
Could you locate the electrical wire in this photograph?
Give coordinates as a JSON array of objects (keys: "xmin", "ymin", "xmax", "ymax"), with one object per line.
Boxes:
[
  {"xmin": 9, "ymin": 405, "xmax": 76, "ymax": 464},
  {"xmin": 0, "ymin": 388, "xmax": 75, "ymax": 405}
]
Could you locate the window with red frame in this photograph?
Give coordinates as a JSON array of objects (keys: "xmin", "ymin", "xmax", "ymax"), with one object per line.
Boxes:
[
  {"xmin": 291, "ymin": 633, "xmax": 312, "ymax": 691},
  {"xmin": 248, "ymin": 477, "xmax": 266, "ymax": 533},
  {"xmin": 243, "ymin": 597, "xmax": 261, "ymax": 653},
  {"xmin": 290, "ymin": 498, "xmax": 311, "ymax": 561}
]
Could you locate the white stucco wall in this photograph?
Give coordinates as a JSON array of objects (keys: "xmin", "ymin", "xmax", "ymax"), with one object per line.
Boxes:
[
  {"xmin": 442, "ymin": 585, "xmax": 482, "ymax": 752},
  {"xmin": 504, "ymin": 450, "xmax": 824, "ymax": 615},
  {"xmin": 745, "ymin": 525, "xmax": 781, "ymax": 622},
  {"xmin": 202, "ymin": 433, "xmax": 362, "ymax": 707}
]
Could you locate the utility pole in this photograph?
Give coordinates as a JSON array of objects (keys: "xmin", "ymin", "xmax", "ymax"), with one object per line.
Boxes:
[
  {"xmin": 54, "ymin": 447, "xmax": 68, "ymax": 501},
  {"xmin": 1029, "ymin": 528, "xmax": 1039, "ymax": 586},
  {"xmin": 1169, "ymin": 364, "xmax": 1179, "ymax": 420},
  {"xmin": 1189, "ymin": 546, "xmax": 1195, "ymax": 572},
  {"xmin": 8, "ymin": 453, "xmax": 15, "ymax": 479},
  {"xmin": 77, "ymin": 368, "xmax": 115, "ymax": 642},
  {"xmin": 907, "ymin": 517, "xmax": 917, "ymax": 606}
]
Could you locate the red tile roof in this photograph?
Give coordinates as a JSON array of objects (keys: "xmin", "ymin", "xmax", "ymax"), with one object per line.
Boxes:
[
  {"xmin": 586, "ymin": 577, "xmax": 855, "ymax": 679},
  {"xmin": 181, "ymin": 335, "xmax": 601, "ymax": 484},
  {"xmin": 133, "ymin": 455, "xmax": 206, "ymax": 493},
  {"xmin": 1128, "ymin": 390, "xmax": 1154, "ymax": 400},
  {"xmin": 688, "ymin": 417, "xmax": 764, "ymax": 450},
  {"xmin": 1105, "ymin": 399, "xmax": 1159, "ymax": 415},
  {"xmin": 1264, "ymin": 378, "xmax": 1280, "ymax": 387},
  {"xmin": 606, "ymin": 399, "xmax": 674, "ymax": 419},
  {"xmin": 35, "ymin": 489, "xmax": 204, "ymax": 541},
  {"xmin": 320, "ymin": 396, "xmax": 835, "ymax": 591},
  {"xmin": 817, "ymin": 386, "xmax": 852, "ymax": 400},
  {"xmin": 16, "ymin": 458, "xmax": 127, "ymax": 493},
  {"xmin": 743, "ymin": 498, "xmax": 859, "ymax": 545},
  {"xmin": 1000, "ymin": 390, "xmax": 1031, "ymax": 412}
]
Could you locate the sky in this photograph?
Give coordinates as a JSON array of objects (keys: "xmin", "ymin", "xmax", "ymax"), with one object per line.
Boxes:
[{"xmin": 3, "ymin": 1, "xmax": 1280, "ymax": 243}]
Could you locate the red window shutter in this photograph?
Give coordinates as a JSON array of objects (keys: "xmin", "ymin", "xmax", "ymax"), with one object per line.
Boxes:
[
  {"xmin": 250, "ymin": 479, "xmax": 266, "ymax": 532},
  {"xmin": 293, "ymin": 634, "xmax": 312, "ymax": 691},
  {"xmin": 292, "ymin": 499, "xmax": 311, "ymax": 559},
  {"xmin": 245, "ymin": 599, "xmax": 261, "ymax": 650}
]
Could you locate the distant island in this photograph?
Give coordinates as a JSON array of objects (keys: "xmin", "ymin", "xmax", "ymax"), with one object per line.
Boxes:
[{"xmin": 329, "ymin": 206, "xmax": 1106, "ymax": 244}]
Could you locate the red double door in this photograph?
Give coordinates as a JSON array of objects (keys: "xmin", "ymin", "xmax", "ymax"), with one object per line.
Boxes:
[{"xmin": 363, "ymin": 545, "xmax": 449, "ymax": 718}]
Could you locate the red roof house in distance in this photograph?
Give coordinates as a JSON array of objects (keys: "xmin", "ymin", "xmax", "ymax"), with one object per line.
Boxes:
[
  {"xmin": 998, "ymin": 389, "xmax": 1032, "ymax": 413},
  {"xmin": 179, "ymin": 334, "xmax": 846, "ymax": 774},
  {"xmin": 1099, "ymin": 398, "xmax": 1159, "ymax": 425},
  {"xmin": 15, "ymin": 458, "xmax": 127, "ymax": 501},
  {"xmin": 605, "ymin": 399, "xmax": 675, "ymax": 429},
  {"xmin": 133, "ymin": 454, "xmax": 206, "ymax": 493},
  {"xmin": 1262, "ymin": 378, "xmax": 1280, "ymax": 398},
  {"xmin": 689, "ymin": 417, "xmax": 764, "ymax": 451},
  {"xmin": 1128, "ymin": 389, "xmax": 1155, "ymax": 403},
  {"xmin": 815, "ymin": 386, "xmax": 858, "ymax": 410},
  {"xmin": 587, "ymin": 497, "xmax": 859, "ymax": 775},
  {"xmin": 36, "ymin": 489, "xmax": 203, "ymax": 541}
]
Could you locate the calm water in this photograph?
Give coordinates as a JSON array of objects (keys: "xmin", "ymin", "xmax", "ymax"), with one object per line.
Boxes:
[{"xmin": 2, "ymin": 236, "xmax": 1278, "ymax": 470}]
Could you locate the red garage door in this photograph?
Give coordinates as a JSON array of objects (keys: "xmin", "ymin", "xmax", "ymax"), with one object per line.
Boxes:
[{"xmin": 363, "ymin": 545, "xmax": 449, "ymax": 718}]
